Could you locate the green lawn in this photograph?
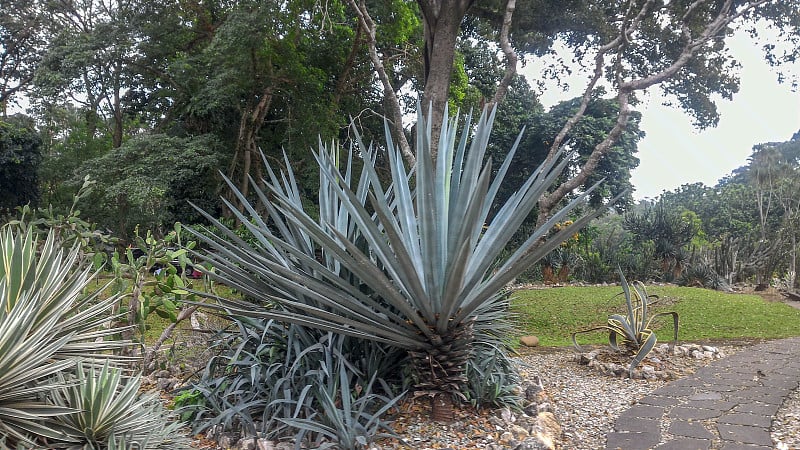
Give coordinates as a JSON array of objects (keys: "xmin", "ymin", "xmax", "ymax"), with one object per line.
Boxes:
[{"xmin": 511, "ymin": 285, "xmax": 800, "ymax": 347}]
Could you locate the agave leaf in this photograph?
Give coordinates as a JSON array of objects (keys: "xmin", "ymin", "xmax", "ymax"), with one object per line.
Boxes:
[
  {"xmin": 629, "ymin": 329, "xmax": 658, "ymax": 376},
  {"xmin": 50, "ymin": 362, "xmax": 189, "ymax": 448},
  {"xmin": 608, "ymin": 314, "xmax": 637, "ymax": 343},
  {"xmin": 649, "ymin": 311, "xmax": 680, "ymax": 344},
  {"xmin": 619, "ymin": 269, "xmax": 636, "ymax": 321},
  {"xmin": 279, "ymin": 417, "xmax": 337, "ymax": 441},
  {"xmin": 571, "ymin": 326, "xmax": 614, "ymax": 352},
  {"xmin": 457, "ymin": 195, "xmax": 608, "ymax": 323},
  {"xmin": 633, "ymin": 281, "xmax": 649, "ymax": 331},
  {"xmin": 609, "ymin": 330, "xmax": 622, "ymax": 351}
]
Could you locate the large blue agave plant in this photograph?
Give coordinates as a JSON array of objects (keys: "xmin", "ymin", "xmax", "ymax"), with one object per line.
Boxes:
[{"xmin": 189, "ymin": 106, "xmax": 614, "ymax": 421}]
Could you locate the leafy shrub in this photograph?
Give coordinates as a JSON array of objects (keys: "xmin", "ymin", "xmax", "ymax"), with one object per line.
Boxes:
[
  {"xmin": 172, "ymin": 389, "xmax": 207, "ymax": 422},
  {"xmin": 4, "ymin": 177, "xmax": 118, "ymax": 267},
  {"xmin": 464, "ymin": 342, "xmax": 521, "ymax": 409},
  {"xmin": 677, "ymin": 260, "xmax": 731, "ymax": 291},
  {"xmin": 278, "ymin": 334, "xmax": 406, "ymax": 449}
]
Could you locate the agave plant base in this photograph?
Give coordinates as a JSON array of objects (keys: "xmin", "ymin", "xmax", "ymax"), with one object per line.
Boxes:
[
  {"xmin": 574, "ymin": 342, "xmax": 725, "ymax": 380},
  {"xmin": 430, "ymin": 394, "xmax": 457, "ymax": 423},
  {"xmin": 408, "ymin": 321, "xmax": 475, "ymax": 423}
]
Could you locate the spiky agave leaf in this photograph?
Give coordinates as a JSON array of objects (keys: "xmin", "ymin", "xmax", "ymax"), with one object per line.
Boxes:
[
  {"xmin": 189, "ymin": 106, "xmax": 612, "ymax": 406},
  {"xmin": 47, "ymin": 361, "xmax": 190, "ymax": 449},
  {"xmin": 0, "ymin": 227, "xmax": 130, "ymax": 444}
]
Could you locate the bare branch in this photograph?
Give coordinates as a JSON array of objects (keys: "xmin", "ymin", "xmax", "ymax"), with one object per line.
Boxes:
[
  {"xmin": 486, "ymin": 0, "xmax": 517, "ymax": 109},
  {"xmin": 545, "ymin": 0, "xmax": 655, "ymax": 163},
  {"xmin": 346, "ymin": 0, "xmax": 415, "ymax": 167},
  {"xmin": 537, "ymin": 0, "xmax": 774, "ymax": 223}
]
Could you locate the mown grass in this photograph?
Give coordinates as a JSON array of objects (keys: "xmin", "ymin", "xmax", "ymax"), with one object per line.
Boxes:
[{"xmin": 511, "ymin": 285, "xmax": 800, "ymax": 347}]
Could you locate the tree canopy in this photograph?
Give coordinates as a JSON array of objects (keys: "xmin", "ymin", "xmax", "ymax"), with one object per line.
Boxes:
[{"xmin": 0, "ymin": 0, "xmax": 797, "ymax": 239}]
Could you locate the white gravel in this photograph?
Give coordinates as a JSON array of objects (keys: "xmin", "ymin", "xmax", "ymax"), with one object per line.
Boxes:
[
  {"xmin": 519, "ymin": 343, "xmax": 800, "ymax": 450},
  {"xmin": 773, "ymin": 387, "xmax": 800, "ymax": 450},
  {"xmin": 516, "ymin": 349, "xmax": 670, "ymax": 450}
]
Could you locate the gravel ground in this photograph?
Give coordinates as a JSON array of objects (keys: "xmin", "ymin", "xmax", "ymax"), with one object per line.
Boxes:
[
  {"xmin": 518, "ymin": 343, "xmax": 800, "ymax": 450},
  {"xmin": 378, "ymin": 344, "xmax": 743, "ymax": 450},
  {"xmin": 773, "ymin": 386, "xmax": 800, "ymax": 450},
  {"xmin": 515, "ymin": 348, "xmax": 670, "ymax": 450},
  {"xmin": 188, "ymin": 341, "xmax": 800, "ymax": 450}
]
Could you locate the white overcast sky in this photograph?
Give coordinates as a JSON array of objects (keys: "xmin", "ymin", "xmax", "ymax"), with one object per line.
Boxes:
[{"xmin": 522, "ymin": 27, "xmax": 800, "ymax": 201}]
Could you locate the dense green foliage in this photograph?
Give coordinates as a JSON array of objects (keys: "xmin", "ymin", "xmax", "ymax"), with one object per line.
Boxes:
[
  {"xmin": 77, "ymin": 134, "xmax": 224, "ymax": 239},
  {"xmin": 2, "ymin": 1, "xmax": 800, "ymax": 444},
  {"xmin": 2, "ymin": 0, "xmax": 796, "ymax": 240},
  {"xmin": 0, "ymin": 116, "xmax": 42, "ymax": 214}
]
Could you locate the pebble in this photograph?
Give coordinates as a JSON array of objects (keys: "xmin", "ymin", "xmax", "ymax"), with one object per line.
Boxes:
[
  {"xmin": 774, "ymin": 386, "xmax": 800, "ymax": 449},
  {"xmin": 198, "ymin": 342, "xmax": 800, "ymax": 450}
]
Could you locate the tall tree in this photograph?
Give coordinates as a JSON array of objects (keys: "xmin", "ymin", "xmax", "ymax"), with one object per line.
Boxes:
[
  {"xmin": 78, "ymin": 133, "xmax": 223, "ymax": 238},
  {"xmin": 130, "ymin": 0, "xmax": 386, "ymax": 212},
  {"xmin": 350, "ymin": 0, "xmax": 798, "ymax": 228},
  {"xmin": 35, "ymin": 0, "xmax": 138, "ymax": 148},
  {"xmin": 0, "ymin": 0, "xmax": 47, "ymax": 113}
]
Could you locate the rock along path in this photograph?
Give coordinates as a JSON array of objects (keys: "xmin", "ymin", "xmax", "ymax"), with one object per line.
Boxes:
[{"xmin": 606, "ymin": 337, "xmax": 800, "ymax": 450}]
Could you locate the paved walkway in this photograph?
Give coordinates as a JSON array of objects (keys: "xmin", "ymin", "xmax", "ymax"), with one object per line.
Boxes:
[{"xmin": 606, "ymin": 337, "xmax": 800, "ymax": 450}]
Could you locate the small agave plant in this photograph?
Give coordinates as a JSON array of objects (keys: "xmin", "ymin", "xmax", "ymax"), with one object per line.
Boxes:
[
  {"xmin": 572, "ymin": 269, "xmax": 679, "ymax": 377},
  {"xmin": 190, "ymin": 106, "xmax": 615, "ymax": 421},
  {"xmin": 0, "ymin": 226, "xmax": 189, "ymax": 448},
  {"xmin": 0, "ymin": 227, "xmax": 127, "ymax": 444},
  {"xmin": 49, "ymin": 361, "xmax": 189, "ymax": 449}
]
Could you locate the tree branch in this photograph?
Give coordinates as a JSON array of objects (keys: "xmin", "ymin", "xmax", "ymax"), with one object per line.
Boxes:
[
  {"xmin": 486, "ymin": 0, "xmax": 517, "ymax": 109},
  {"xmin": 537, "ymin": 0, "xmax": 773, "ymax": 223},
  {"xmin": 545, "ymin": 0, "xmax": 655, "ymax": 163},
  {"xmin": 143, "ymin": 305, "xmax": 200, "ymax": 373},
  {"xmin": 346, "ymin": 0, "xmax": 415, "ymax": 167}
]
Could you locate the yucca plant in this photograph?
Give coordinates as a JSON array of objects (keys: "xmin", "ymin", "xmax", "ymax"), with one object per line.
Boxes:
[
  {"xmin": 0, "ymin": 227, "xmax": 129, "ymax": 444},
  {"xmin": 48, "ymin": 361, "xmax": 189, "ymax": 449},
  {"xmin": 572, "ymin": 269, "xmax": 679, "ymax": 377},
  {"xmin": 189, "ymin": 106, "xmax": 612, "ymax": 420}
]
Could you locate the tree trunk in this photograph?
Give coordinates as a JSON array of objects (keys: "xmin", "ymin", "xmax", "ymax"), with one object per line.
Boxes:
[
  {"xmin": 486, "ymin": 0, "xmax": 517, "ymax": 110},
  {"xmin": 417, "ymin": 0, "xmax": 474, "ymax": 157},
  {"xmin": 347, "ymin": 0, "xmax": 415, "ymax": 166},
  {"xmin": 227, "ymin": 86, "xmax": 274, "ymax": 213},
  {"xmin": 112, "ymin": 61, "xmax": 124, "ymax": 148},
  {"xmin": 408, "ymin": 319, "xmax": 474, "ymax": 423},
  {"xmin": 431, "ymin": 394, "xmax": 456, "ymax": 423}
]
